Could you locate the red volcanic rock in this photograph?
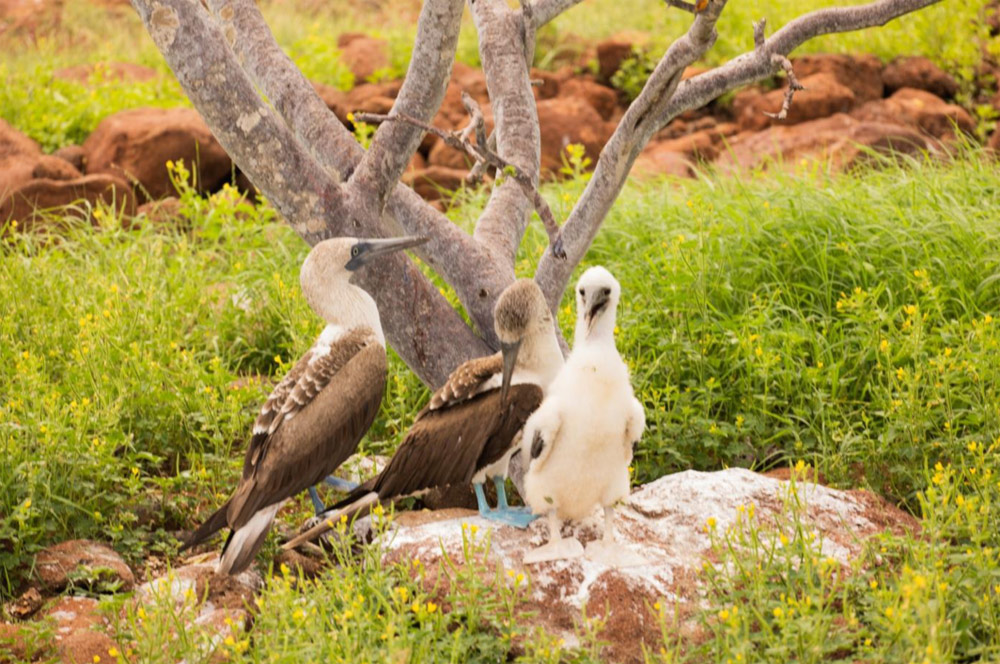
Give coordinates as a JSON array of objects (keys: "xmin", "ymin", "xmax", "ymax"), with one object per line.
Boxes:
[
  {"xmin": 1, "ymin": 175, "xmax": 134, "ymax": 228},
  {"xmin": 0, "ymin": 119, "xmax": 44, "ymax": 195},
  {"xmin": 559, "ymin": 78, "xmax": 619, "ymax": 121},
  {"xmin": 596, "ymin": 38, "xmax": 634, "ymax": 82},
  {"xmin": 791, "ymin": 53, "xmax": 884, "ymax": 103},
  {"xmin": 83, "ymin": 107, "xmax": 232, "ymax": 201},
  {"xmin": 715, "ymin": 113, "xmax": 932, "ymax": 172},
  {"xmin": 373, "ymin": 469, "xmax": 917, "ymax": 664},
  {"xmin": 531, "ymin": 68, "xmax": 562, "ymax": 100},
  {"xmin": 536, "ymin": 96, "xmax": 613, "ymax": 175},
  {"xmin": 52, "ymin": 145, "xmax": 87, "ymax": 173},
  {"xmin": 734, "ymin": 73, "xmax": 857, "ymax": 131},
  {"xmin": 403, "ymin": 165, "xmax": 469, "ymax": 201},
  {"xmin": 882, "ymin": 56, "xmax": 959, "ymax": 99},
  {"xmin": 337, "ymin": 33, "xmax": 390, "ymax": 84},
  {"xmin": 31, "ymin": 155, "xmax": 81, "ymax": 181},
  {"xmin": 33, "ymin": 539, "xmax": 135, "ymax": 592},
  {"xmin": 851, "ymin": 87, "xmax": 975, "ymax": 140}
]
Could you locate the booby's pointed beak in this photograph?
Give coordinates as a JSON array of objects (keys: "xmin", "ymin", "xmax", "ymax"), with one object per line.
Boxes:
[
  {"xmin": 585, "ymin": 292, "xmax": 610, "ymax": 331},
  {"xmin": 346, "ymin": 235, "xmax": 428, "ymax": 271},
  {"xmin": 499, "ymin": 339, "xmax": 522, "ymax": 404}
]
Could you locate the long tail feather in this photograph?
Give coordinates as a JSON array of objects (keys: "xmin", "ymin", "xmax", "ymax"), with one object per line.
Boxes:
[
  {"xmin": 217, "ymin": 503, "xmax": 279, "ymax": 575},
  {"xmin": 179, "ymin": 500, "xmax": 231, "ymax": 552}
]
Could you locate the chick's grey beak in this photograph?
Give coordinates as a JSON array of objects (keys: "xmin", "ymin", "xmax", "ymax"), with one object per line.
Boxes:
[
  {"xmin": 499, "ymin": 339, "xmax": 522, "ymax": 405},
  {"xmin": 586, "ymin": 292, "xmax": 610, "ymax": 328},
  {"xmin": 346, "ymin": 236, "xmax": 428, "ymax": 271}
]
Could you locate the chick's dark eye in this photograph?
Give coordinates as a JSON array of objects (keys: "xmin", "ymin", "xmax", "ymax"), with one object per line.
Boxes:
[
  {"xmin": 579, "ymin": 288, "xmax": 586, "ymax": 297},
  {"xmin": 601, "ymin": 287, "xmax": 610, "ymax": 296}
]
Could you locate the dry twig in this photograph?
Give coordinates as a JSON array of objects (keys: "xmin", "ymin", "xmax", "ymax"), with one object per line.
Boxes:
[
  {"xmin": 356, "ymin": 95, "xmax": 566, "ymax": 259},
  {"xmin": 763, "ymin": 54, "xmax": 805, "ymax": 120}
]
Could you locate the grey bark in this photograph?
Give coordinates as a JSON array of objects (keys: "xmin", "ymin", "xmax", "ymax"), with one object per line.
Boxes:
[{"xmin": 134, "ymin": 0, "xmax": 940, "ymax": 385}]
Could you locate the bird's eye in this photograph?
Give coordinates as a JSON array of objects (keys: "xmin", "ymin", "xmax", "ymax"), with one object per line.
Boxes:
[
  {"xmin": 601, "ymin": 287, "xmax": 610, "ymax": 297},
  {"xmin": 579, "ymin": 288, "xmax": 585, "ymax": 297},
  {"xmin": 352, "ymin": 246, "xmax": 360, "ymax": 257}
]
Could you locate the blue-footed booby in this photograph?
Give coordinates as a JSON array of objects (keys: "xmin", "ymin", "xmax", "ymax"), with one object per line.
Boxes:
[
  {"xmin": 520, "ymin": 266, "xmax": 646, "ymax": 565},
  {"xmin": 282, "ymin": 279, "xmax": 564, "ymax": 550},
  {"xmin": 181, "ymin": 235, "xmax": 427, "ymax": 575}
]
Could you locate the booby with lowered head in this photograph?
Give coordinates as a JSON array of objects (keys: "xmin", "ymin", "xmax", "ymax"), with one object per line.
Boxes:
[
  {"xmin": 283, "ymin": 279, "xmax": 564, "ymax": 550},
  {"xmin": 181, "ymin": 235, "xmax": 427, "ymax": 575},
  {"xmin": 520, "ymin": 266, "xmax": 646, "ymax": 565}
]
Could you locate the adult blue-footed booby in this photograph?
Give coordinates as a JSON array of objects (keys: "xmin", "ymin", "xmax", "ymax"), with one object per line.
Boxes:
[
  {"xmin": 283, "ymin": 279, "xmax": 564, "ymax": 550},
  {"xmin": 181, "ymin": 235, "xmax": 427, "ymax": 575},
  {"xmin": 520, "ymin": 266, "xmax": 646, "ymax": 565}
]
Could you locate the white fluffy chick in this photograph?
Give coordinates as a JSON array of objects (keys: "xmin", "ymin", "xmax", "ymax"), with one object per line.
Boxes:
[{"xmin": 520, "ymin": 266, "xmax": 645, "ymax": 564}]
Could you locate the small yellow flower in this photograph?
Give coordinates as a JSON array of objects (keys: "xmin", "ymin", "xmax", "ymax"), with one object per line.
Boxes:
[
  {"xmin": 705, "ymin": 517, "xmax": 717, "ymax": 531},
  {"xmin": 772, "ymin": 607, "xmax": 784, "ymax": 619},
  {"xmin": 879, "ymin": 339, "xmax": 889, "ymax": 353},
  {"xmin": 108, "ymin": 648, "xmax": 119, "ymax": 658},
  {"xmin": 885, "ymin": 607, "xmax": 894, "ymax": 617},
  {"xmin": 896, "ymin": 367, "xmax": 906, "ymax": 380},
  {"xmin": 346, "ymin": 112, "xmax": 355, "ymax": 123},
  {"xmin": 93, "ymin": 657, "xmax": 101, "ymax": 664},
  {"xmin": 864, "ymin": 638, "xmax": 873, "ymax": 647},
  {"xmin": 224, "ymin": 635, "xmax": 236, "ymax": 647},
  {"xmin": 427, "ymin": 602, "xmax": 437, "ymax": 613},
  {"xmin": 870, "ymin": 580, "xmax": 878, "ymax": 589}
]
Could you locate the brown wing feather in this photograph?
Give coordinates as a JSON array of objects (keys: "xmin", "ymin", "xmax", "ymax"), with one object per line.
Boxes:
[
  {"xmin": 360, "ymin": 384, "xmax": 542, "ymax": 502},
  {"xmin": 427, "ymin": 353, "xmax": 503, "ymax": 410},
  {"xmin": 244, "ymin": 350, "xmax": 313, "ymax": 476},
  {"xmin": 227, "ymin": 335, "xmax": 386, "ymax": 529}
]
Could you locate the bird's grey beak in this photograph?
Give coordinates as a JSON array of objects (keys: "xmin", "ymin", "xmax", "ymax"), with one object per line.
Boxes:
[
  {"xmin": 585, "ymin": 292, "xmax": 610, "ymax": 330},
  {"xmin": 499, "ymin": 339, "xmax": 522, "ymax": 404},
  {"xmin": 346, "ymin": 236, "xmax": 428, "ymax": 271}
]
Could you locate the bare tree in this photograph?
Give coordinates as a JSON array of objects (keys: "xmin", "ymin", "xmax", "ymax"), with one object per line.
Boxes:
[{"xmin": 133, "ymin": 0, "xmax": 941, "ymax": 386}]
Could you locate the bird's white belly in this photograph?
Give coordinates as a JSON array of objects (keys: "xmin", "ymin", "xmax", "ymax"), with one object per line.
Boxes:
[{"xmin": 523, "ymin": 419, "xmax": 630, "ymax": 521}]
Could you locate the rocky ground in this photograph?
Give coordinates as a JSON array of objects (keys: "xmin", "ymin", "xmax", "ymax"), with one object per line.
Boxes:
[
  {"xmin": 2, "ymin": 27, "xmax": 998, "ymax": 231},
  {"xmin": 0, "ymin": 468, "xmax": 917, "ymax": 663}
]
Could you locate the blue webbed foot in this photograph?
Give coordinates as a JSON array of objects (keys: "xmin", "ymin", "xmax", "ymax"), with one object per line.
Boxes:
[
  {"xmin": 307, "ymin": 486, "xmax": 326, "ymax": 515},
  {"xmin": 473, "ymin": 479, "xmax": 539, "ymax": 529},
  {"xmin": 323, "ymin": 475, "xmax": 360, "ymax": 492}
]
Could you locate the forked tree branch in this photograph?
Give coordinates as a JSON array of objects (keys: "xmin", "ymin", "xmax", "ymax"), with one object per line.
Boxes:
[
  {"xmin": 530, "ymin": 0, "xmax": 585, "ymax": 28},
  {"xmin": 356, "ymin": 95, "xmax": 566, "ymax": 257},
  {"xmin": 349, "ymin": 0, "xmax": 465, "ymax": 214},
  {"xmin": 469, "ymin": 0, "xmax": 542, "ymax": 268},
  {"xmin": 138, "ymin": 0, "xmax": 490, "ymax": 384},
  {"xmin": 534, "ymin": 0, "xmax": 942, "ymax": 309},
  {"xmin": 763, "ymin": 54, "xmax": 804, "ymax": 120}
]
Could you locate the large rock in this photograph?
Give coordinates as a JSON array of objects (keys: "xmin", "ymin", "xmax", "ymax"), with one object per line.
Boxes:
[
  {"xmin": 337, "ymin": 33, "xmax": 390, "ymax": 84},
  {"xmin": 882, "ymin": 57, "xmax": 958, "ymax": 99},
  {"xmin": 714, "ymin": 113, "xmax": 932, "ymax": 173},
  {"xmin": 1, "ymin": 174, "xmax": 135, "ymax": 228},
  {"xmin": 791, "ymin": 53, "xmax": 884, "ymax": 104},
  {"xmin": 83, "ymin": 107, "xmax": 232, "ymax": 201},
  {"xmin": 734, "ymin": 73, "xmax": 856, "ymax": 131},
  {"xmin": 402, "ymin": 166, "xmax": 469, "ymax": 202},
  {"xmin": 851, "ymin": 87, "xmax": 975, "ymax": 140},
  {"xmin": 536, "ymin": 97, "xmax": 613, "ymax": 175},
  {"xmin": 375, "ymin": 469, "xmax": 916, "ymax": 664},
  {"xmin": 34, "ymin": 539, "xmax": 135, "ymax": 592},
  {"xmin": 41, "ymin": 599, "xmax": 119, "ymax": 664},
  {"xmin": 558, "ymin": 78, "xmax": 619, "ymax": 121},
  {"xmin": 0, "ymin": 118, "xmax": 43, "ymax": 195},
  {"xmin": 636, "ymin": 122, "xmax": 739, "ymax": 175},
  {"xmin": 0, "ymin": 0, "xmax": 62, "ymax": 36}
]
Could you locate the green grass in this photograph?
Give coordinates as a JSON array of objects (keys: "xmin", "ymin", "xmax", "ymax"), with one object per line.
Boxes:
[{"xmin": 2, "ymin": 151, "xmax": 1000, "ymax": 660}]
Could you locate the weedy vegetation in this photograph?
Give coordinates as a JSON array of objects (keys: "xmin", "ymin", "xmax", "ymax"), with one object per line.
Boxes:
[{"xmin": 2, "ymin": 0, "xmax": 1000, "ymax": 660}]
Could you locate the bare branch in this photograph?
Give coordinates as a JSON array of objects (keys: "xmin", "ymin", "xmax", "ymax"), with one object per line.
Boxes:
[
  {"xmin": 470, "ymin": 0, "xmax": 541, "ymax": 268},
  {"xmin": 663, "ymin": 0, "xmax": 697, "ymax": 14},
  {"xmin": 356, "ymin": 107, "xmax": 566, "ymax": 258},
  {"xmin": 146, "ymin": 0, "xmax": 490, "ymax": 385},
  {"xmin": 535, "ymin": 0, "xmax": 941, "ymax": 310},
  {"xmin": 349, "ymin": 0, "xmax": 465, "ymax": 214},
  {"xmin": 753, "ymin": 18, "xmax": 766, "ymax": 48},
  {"xmin": 206, "ymin": 0, "xmax": 507, "ymax": 364},
  {"xmin": 133, "ymin": 0, "xmax": 344, "ymax": 244},
  {"xmin": 530, "ymin": 0, "xmax": 585, "ymax": 28},
  {"xmin": 762, "ymin": 54, "xmax": 804, "ymax": 120}
]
